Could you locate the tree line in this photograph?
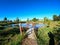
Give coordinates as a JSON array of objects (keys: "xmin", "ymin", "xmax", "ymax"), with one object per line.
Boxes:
[
  {"xmin": 53, "ymin": 15, "xmax": 60, "ymax": 21},
  {"xmin": 0, "ymin": 14, "xmax": 60, "ymax": 23}
]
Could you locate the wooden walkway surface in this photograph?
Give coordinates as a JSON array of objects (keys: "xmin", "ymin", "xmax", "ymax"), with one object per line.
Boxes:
[
  {"xmin": 22, "ymin": 38, "xmax": 38, "ymax": 45},
  {"xmin": 21, "ymin": 28, "xmax": 38, "ymax": 45}
]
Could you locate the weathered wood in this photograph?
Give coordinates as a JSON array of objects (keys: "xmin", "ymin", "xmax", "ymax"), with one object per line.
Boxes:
[
  {"xmin": 22, "ymin": 38, "xmax": 38, "ymax": 45},
  {"xmin": 22, "ymin": 28, "xmax": 38, "ymax": 45}
]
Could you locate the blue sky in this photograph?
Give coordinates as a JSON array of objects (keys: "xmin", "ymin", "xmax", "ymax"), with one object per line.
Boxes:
[{"xmin": 0, "ymin": 0, "xmax": 60, "ymax": 21}]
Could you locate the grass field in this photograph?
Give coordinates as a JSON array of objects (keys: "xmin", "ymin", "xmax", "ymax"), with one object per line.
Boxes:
[{"xmin": 0, "ymin": 21, "xmax": 60, "ymax": 45}]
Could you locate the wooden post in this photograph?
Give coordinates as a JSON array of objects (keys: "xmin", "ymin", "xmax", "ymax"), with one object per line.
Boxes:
[{"xmin": 19, "ymin": 23, "xmax": 22, "ymax": 35}]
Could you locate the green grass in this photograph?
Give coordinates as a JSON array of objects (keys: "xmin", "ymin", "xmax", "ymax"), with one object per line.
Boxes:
[
  {"xmin": 37, "ymin": 27, "xmax": 54, "ymax": 45},
  {"xmin": 37, "ymin": 21, "xmax": 60, "ymax": 45},
  {"xmin": 10, "ymin": 34, "xmax": 23, "ymax": 45},
  {"xmin": 2, "ymin": 34, "xmax": 24, "ymax": 45},
  {"xmin": 0, "ymin": 21, "xmax": 60, "ymax": 45}
]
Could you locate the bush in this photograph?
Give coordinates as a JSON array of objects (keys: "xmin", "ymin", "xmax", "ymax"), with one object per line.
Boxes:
[
  {"xmin": 0, "ymin": 26, "xmax": 5, "ymax": 30},
  {"xmin": 0, "ymin": 27, "xmax": 20, "ymax": 37},
  {"xmin": 53, "ymin": 27, "xmax": 60, "ymax": 44},
  {"xmin": 0, "ymin": 27, "xmax": 21, "ymax": 45}
]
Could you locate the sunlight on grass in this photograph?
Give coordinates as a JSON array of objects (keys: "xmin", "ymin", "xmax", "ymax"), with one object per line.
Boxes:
[
  {"xmin": 5, "ymin": 34, "xmax": 24, "ymax": 45},
  {"xmin": 37, "ymin": 27, "xmax": 54, "ymax": 45}
]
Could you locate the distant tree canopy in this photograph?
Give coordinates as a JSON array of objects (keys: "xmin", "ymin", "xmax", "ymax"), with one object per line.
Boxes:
[
  {"xmin": 44, "ymin": 17, "xmax": 48, "ymax": 22},
  {"xmin": 53, "ymin": 15, "xmax": 60, "ymax": 21},
  {"xmin": 27, "ymin": 18, "xmax": 29, "ymax": 22},
  {"xmin": 58, "ymin": 15, "xmax": 60, "ymax": 21},
  {"xmin": 15, "ymin": 17, "xmax": 19, "ymax": 23},
  {"xmin": 32, "ymin": 18, "xmax": 39, "ymax": 22},
  {"xmin": 4, "ymin": 17, "xmax": 7, "ymax": 21},
  {"xmin": 44, "ymin": 17, "xmax": 51, "ymax": 25}
]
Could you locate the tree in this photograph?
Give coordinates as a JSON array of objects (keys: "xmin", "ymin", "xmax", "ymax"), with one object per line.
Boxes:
[
  {"xmin": 53, "ymin": 15, "xmax": 59, "ymax": 21},
  {"xmin": 4, "ymin": 17, "xmax": 7, "ymax": 21},
  {"xmin": 58, "ymin": 15, "xmax": 60, "ymax": 21},
  {"xmin": 32, "ymin": 18, "xmax": 39, "ymax": 22},
  {"xmin": 16, "ymin": 17, "xmax": 19, "ymax": 23},
  {"xmin": 44, "ymin": 17, "xmax": 51, "ymax": 26},
  {"xmin": 4, "ymin": 17, "xmax": 8, "ymax": 23},
  {"xmin": 44, "ymin": 17, "xmax": 48, "ymax": 23},
  {"xmin": 27, "ymin": 18, "xmax": 29, "ymax": 22}
]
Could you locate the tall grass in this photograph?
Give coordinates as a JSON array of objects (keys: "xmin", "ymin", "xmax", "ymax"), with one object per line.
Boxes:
[
  {"xmin": 5, "ymin": 34, "xmax": 24, "ymax": 45},
  {"xmin": 37, "ymin": 21, "xmax": 60, "ymax": 45},
  {"xmin": 37, "ymin": 27, "xmax": 54, "ymax": 45}
]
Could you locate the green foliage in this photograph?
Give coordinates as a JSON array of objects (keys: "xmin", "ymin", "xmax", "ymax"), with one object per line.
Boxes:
[
  {"xmin": 44, "ymin": 17, "xmax": 51, "ymax": 26},
  {"xmin": 0, "ymin": 34, "xmax": 24, "ymax": 45},
  {"xmin": 37, "ymin": 27, "xmax": 53, "ymax": 45},
  {"xmin": 53, "ymin": 27, "xmax": 60, "ymax": 41},
  {"xmin": 0, "ymin": 16, "xmax": 60, "ymax": 45},
  {"xmin": 44, "ymin": 17, "xmax": 48, "ymax": 22},
  {"xmin": 15, "ymin": 17, "xmax": 20, "ymax": 23},
  {"xmin": 0, "ymin": 21, "xmax": 14, "ymax": 27},
  {"xmin": 4, "ymin": 17, "xmax": 7, "ymax": 21},
  {"xmin": 10, "ymin": 34, "xmax": 24, "ymax": 45},
  {"xmin": 0, "ymin": 27, "xmax": 21, "ymax": 45},
  {"xmin": 0, "ymin": 26, "xmax": 5, "ymax": 30},
  {"xmin": 0, "ymin": 27, "xmax": 20, "ymax": 37},
  {"xmin": 32, "ymin": 18, "xmax": 39, "ymax": 22},
  {"xmin": 58, "ymin": 21, "xmax": 60, "ymax": 24},
  {"xmin": 53, "ymin": 15, "xmax": 60, "ymax": 21},
  {"xmin": 27, "ymin": 18, "xmax": 29, "ymax": 22},
  {"xmin": 58, "ymin": 15, "xmax": 60, "ymax": 20}
]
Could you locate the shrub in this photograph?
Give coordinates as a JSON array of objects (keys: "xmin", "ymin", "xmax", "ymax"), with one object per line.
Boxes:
[
  {"xmin": 0, "ymin": 26, "xmax": 5, "ymax": 30},
  {"xmin": 53, "ymin": 27, "xmax": 60, "ymax": 44}
]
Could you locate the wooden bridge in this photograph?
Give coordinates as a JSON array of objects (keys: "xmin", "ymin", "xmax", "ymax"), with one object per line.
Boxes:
[
  {"xmin": 21, "ymin": 28, "xmax": 38, "ymax": 45},
  {"xmin": 19, "ymin": 22, "xmax": 38, "ymax": 45}
]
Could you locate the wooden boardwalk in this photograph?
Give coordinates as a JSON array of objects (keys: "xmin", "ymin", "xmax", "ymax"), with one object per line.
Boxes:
[
  {"xmin": 22, "ymin": 38, "xmax": 38, "ymax": 45},
  {"xmin": 22, "ymin": 28, "xmax": 38, "ymax": 45}
]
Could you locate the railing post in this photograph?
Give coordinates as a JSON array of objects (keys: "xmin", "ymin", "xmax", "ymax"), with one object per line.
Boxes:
[{"xmin": 19, "ymin": 23, "xmax": 22, "ymax": 35}]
